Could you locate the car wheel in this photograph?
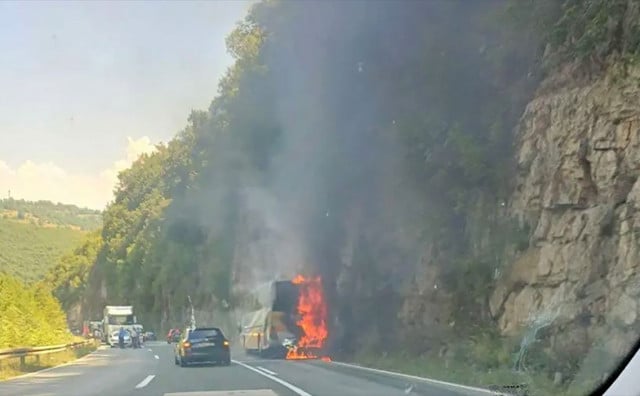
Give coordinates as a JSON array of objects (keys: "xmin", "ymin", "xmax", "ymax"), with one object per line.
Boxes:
[
  {"xmin": 174, "ymin": 356, "xmax": 179, "ymax": 365},
  {"xmin": 179, "ymin": 357, "xmax": 187, "ymax": 367}
]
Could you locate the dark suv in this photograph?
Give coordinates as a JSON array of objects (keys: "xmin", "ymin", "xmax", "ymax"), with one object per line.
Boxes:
[{"xmin": 174, "ymin": 327, "xmax": 231, "ymax": 367}]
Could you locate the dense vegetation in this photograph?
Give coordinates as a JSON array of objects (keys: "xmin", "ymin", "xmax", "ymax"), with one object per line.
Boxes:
[
  {"xmin": 544, "ymin": 0, "xmax": 640, "ymax": 66},
  {"xmin": 0, "ymin": 273, "xmax": 71, "ymax": 348},
  {"xmin": 0, "ymin": 198, "xmax": 102, "ymax": 230},
  {"xmin": 0, "ymin": 216, "xmax": 88, "ymax": 282},
  {"xmin": 68, "ymin": 0, "xmax": 638, "ymax": 393},
  {"xmin": 48, "ymin": 232, "xmax": 102, "ymax": 313},
  {"xmin": 0, "ymin": 200, "xmax": 100, "ymax": 350}
]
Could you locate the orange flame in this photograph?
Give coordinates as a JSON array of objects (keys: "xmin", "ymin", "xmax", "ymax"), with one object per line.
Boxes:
[{"xmin": 286, "ymin": 275, "xmax": 328, "ymax": 360}]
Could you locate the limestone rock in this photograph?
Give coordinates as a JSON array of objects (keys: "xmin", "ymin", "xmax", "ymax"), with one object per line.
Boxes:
[{"xmin": 494, "ymin": 62, "xmax": 640, "ymax": 358}]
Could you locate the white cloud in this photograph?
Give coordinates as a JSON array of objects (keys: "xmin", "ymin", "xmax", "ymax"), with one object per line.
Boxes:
[
  {"xmin": 99, "ymin": 136, "xmax": 156, "ymax": 189},
  {"xmin": 0, "ymin": 136, "xmax": 156, "ymax": 210}
]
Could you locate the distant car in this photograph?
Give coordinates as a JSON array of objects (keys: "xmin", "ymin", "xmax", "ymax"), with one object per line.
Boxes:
[
  {"xmin": 108, "ymin": 330, "xmax": 132, "ymax": 347},
  {"xmin": 144, "ymin": 331, "xmax": 156, "ymax": 341},
  {"xmin": 174, "ymin": 327, "xmax": 231, "ymax": 367}
]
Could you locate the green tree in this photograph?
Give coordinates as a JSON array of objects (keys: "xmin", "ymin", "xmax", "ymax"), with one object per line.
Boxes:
[
  {"xmin": 48, "ymin": 231, "xmax": 102, "ymax": 311},
  {"xmin": 0, "ymin": 273, "xmax": 71, "ymax": 348}
]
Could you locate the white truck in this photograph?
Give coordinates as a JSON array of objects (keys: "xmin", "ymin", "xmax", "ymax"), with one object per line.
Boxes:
[{"xmin": 103, "ymin": 305, "xmax": 142, "ymax": 347}]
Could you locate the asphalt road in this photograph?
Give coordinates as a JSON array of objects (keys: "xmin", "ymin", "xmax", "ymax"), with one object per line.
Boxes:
[{"xmin": 0, "ymin": 342, "xmax": 496, "ymax": 396}]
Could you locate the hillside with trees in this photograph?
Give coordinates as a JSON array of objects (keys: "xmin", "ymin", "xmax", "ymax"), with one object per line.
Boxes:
[
  {"xmin": 0, "ymin": 199, "xmax": 100, "ymax": 282},
  {"xmin": 0, "ymin": 198, "xmax": 102, "ymax": 231}
]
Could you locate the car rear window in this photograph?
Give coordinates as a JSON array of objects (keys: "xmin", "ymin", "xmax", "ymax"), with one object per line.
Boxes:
[{"xmin": 189, "ymin": 328, "xmax": 223, "ymax": 340}]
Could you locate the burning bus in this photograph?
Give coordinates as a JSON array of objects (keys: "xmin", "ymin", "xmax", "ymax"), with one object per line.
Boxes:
[{"xmin": 239, "ymin": 275, "xmax": 328, "ymax": 359}]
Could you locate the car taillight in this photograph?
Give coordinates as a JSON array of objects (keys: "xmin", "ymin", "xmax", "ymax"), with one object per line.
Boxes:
[
  {"xmin": 223, "ymin": 340, "xmax": 230, "ymax": 346},
  {"xmin": 183, "ymin": 341, "xmax": 191, "ymax": 348}
]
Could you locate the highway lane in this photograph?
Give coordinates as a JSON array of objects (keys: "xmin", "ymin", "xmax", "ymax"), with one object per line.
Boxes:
[
  {"xmin": 0, "ymin": 343, "xmax": 159, "ymax": 396},
  {"xmin": 0, "ymin": 341, "xmax": 494, "ymax": 396}
]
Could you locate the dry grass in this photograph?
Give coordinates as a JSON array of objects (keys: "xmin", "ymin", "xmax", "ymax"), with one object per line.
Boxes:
[{"xmin": 353, "ymin": 350, "xmax": 611, "ymax": 396}]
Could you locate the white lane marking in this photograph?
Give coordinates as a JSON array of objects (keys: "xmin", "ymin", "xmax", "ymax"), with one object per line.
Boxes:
[
  {"xmin": 154, "ymin": 355, "xmax": 160, "ymax": 359},
  {"xmin": 148, "ymin": 348, "xmax": 153, "ymax": 352},
  {"xmin": 256, "ymin": 366, "xmax": 278, "ymax": 376},
  {"xmin": 233, "ymin": 360, "xmax": 312, "ymax": 396},
  {"xmin": 135, "ymin": 374, "xmax": 156, "ymax": 389},
  {"xmin": 164, "ymin": 391, "xmax": 278, "ymax": 395},
  {"xmin": 233, "ymin": 359, "xmax": 275, "ymax": 364},
  {"xmin": 330, "ymin": 361, "xmax": 498, "ymax": 395}
]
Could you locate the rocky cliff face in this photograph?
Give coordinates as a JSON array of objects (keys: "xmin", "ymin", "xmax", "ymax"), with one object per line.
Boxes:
[{"xmin": 492, "ymin": 62, "xmax": 640, "ymax": 361}]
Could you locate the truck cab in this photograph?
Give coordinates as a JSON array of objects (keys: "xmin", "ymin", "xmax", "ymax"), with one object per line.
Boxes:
[{"xmin": 103, "ymin": 305, "xmax": 137, "ymax": 347}]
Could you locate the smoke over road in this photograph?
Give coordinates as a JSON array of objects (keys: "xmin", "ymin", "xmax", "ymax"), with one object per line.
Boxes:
[{"xmin": 231, "ymin": 1, "xmax": 519, "ymax": 354}]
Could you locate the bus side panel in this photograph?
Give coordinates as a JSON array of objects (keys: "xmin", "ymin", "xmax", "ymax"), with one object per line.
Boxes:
[
  {"xmin": 240, "ymin": 309, "xmax": 268, "ymax": 353},
  {"xmin": 241, "ymin": 326, "xmax": 263, "ymax": 352}
]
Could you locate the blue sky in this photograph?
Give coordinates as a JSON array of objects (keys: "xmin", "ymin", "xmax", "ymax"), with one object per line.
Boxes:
[{"xmin": 0, "ymin": 1, "xmax": 251, "ymax": 209}]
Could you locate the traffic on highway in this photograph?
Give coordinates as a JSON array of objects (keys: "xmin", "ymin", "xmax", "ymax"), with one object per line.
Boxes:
[{"xmin": 0, "ymin": 341, "xmax": 499, "ymax": 396}]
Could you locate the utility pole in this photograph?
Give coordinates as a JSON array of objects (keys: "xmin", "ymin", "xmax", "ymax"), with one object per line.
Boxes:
[{"xmin": 187, "ymin": 295, "xmax": 195, "ymax": 330}]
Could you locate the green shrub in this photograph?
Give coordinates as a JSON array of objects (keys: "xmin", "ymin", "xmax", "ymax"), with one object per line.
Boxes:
[{"xmin": 0, "ymin": 273, "xmax": 71, "ymax": 348}]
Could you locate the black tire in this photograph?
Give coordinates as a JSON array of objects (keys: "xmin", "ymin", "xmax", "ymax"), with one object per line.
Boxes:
[
  {"xmin": 174, "ymin": 356, "xmax": 179, "ymax": 365},
  {"xmin": 180, "ymin": 357, "xmax": 187, "ymax": 367}
]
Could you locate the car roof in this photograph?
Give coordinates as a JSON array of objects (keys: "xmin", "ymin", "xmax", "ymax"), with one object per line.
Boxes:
[
  {"xmin": 188, "ymin": 327, "xmax": 224, "ymax": 335},
  {"xmin": 191, "ymin": 327, "xmax": 222, "ymax": 331}
]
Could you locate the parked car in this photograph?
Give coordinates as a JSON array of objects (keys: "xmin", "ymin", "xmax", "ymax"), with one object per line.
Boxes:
[
  {"xmin": 144, "ymin": 331, "xmax": 156, "ymax": 341},
  {"xmin": 174, "ymin": 327, "xmax": 231, "ymax": 367},
  {"xmin": 109, "ymin": 329, "xmax": 132, "ymax": 348}
]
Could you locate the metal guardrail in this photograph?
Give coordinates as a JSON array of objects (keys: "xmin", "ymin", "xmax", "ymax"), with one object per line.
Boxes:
[{"xmin": 0, "ymin": 340, "xmax": 94, "ymax": 369}]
